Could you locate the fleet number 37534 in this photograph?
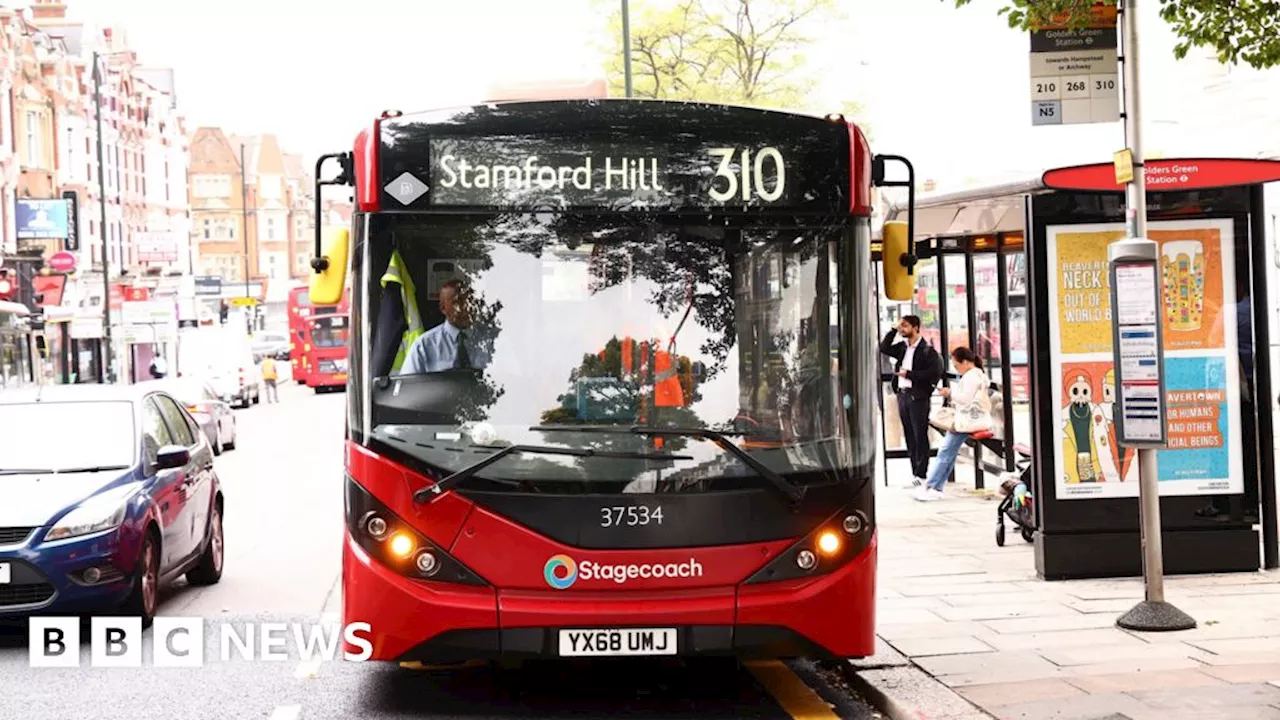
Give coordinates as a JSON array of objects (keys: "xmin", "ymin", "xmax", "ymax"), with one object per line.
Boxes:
[{"xmin": 600, "ymin": 506, "xmax": 664, "ymax": 527}]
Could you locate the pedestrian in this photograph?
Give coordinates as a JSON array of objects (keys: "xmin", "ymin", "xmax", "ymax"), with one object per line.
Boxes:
[
  {"xmin": 879, "ymin": 315, "xmax": 943, "ymax": 487},
  {"xmin": 262, "ymin": 355, "xmax": 279, "ymax": 403},
  {"xmin": 916, "ymin": 346, "xmax": 992, "ymax": 502},
  {"xmin": 149, "ymin": 351, "xmax": 168, "ymax": 380}
]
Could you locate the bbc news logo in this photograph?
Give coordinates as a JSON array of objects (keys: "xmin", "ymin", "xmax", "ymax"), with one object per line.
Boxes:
[{"xmin": 28, "ymin": 617, "xmax": 373, "ymax": 667}]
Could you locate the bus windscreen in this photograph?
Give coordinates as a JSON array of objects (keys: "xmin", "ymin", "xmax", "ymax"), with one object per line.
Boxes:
[{"xmin": 356, "ymin": 214, "xmax": 877, "ymax": 496}]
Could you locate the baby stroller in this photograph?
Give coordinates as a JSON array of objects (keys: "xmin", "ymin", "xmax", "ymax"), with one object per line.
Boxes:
[{"xmin": 996, "ymin": 474, "xmax": 1035, "ymax": 546}]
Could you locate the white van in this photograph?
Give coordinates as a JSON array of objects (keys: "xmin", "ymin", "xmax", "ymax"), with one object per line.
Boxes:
[{"xmin": 178, "ymin": 328, "xmax": 263, "ymax": 408}]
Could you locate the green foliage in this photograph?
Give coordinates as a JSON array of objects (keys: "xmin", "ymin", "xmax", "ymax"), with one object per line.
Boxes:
[
  {"xmin": 604, "ymin": 0, "xmax": 841, "ymax": 110},
  {"xmin": 949, "ymin": 0, "xmax": 1280, "ymax": 69}
]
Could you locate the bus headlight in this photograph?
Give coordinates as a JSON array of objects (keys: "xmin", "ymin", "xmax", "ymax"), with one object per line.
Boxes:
[
  {"xmin": 843, "ymin": 513, "xmax": 865, "ymax": 535},
  {"xmin": 345, "ymin": 476, "xmax": 487, "ymax": 587},
  {"xmin": 364, "ymin": 513, "xmax": 389, "ymax": 540},
  {"xmin": 744, "ymin": 502, "xmax": 874, "ymax": 585},
  {"xmin": 415, "ymin": 551, "xmax": 440, "ymax": 577},
  {"xmin": 816, "ymin": 531, "xmax": 840, "ymax": 555}
]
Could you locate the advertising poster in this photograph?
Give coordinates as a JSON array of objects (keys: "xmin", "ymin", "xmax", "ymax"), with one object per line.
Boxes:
[{"xmin": 1046, "ymin": 219, "xmax": 1242, "ymax": 499}]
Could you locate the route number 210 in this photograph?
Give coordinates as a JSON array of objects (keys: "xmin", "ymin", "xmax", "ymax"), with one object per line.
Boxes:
[
  {"xmin": 600, "ymin": 506, "xmax": 664, "ymax": 527},
  {"xmin": 708, "ymin": 147, "xmax": 786, "ymax": 203}
]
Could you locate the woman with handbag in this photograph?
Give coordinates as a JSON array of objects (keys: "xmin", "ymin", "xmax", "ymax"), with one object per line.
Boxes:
[{"xmin": 916, "ymin": 347, "xmax": 992, "ymax": 502}]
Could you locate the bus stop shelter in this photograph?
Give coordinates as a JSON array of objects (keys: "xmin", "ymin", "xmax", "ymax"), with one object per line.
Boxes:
[{"xmin": 880, "ymin": 157, "xmax": 1280, "ymax": 580}]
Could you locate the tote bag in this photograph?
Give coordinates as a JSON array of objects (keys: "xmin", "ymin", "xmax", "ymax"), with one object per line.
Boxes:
[{"xmin": 953, "ymin": 372, "xmax": 993, "ymax": 434}]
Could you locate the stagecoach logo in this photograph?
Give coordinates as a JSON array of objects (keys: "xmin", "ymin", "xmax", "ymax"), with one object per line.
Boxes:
[
  {"xmin": 544, "ymin": 554, "xmax": 578, "ymax": 589},
  {"xmin": 543, "ymin": 555, "xmax": 704, "ymax": 589}
]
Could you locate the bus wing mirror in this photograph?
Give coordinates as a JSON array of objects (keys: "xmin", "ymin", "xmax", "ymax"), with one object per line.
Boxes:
[
  {"xmin": 882, "ymin": 220, "xmax": 916, "ymax": 301},
  {"xmin": 310, "ymin": 226, "xmax": 349, "ymax": 305}
]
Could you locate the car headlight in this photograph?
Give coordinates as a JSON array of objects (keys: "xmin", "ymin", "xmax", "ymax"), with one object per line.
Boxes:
[{"xmin": 45, "ymin": 485, "xmax": 138, "ymax": 542}]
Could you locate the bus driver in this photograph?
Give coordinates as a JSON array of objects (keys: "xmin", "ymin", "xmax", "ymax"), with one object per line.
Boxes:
[{"xmin": 399, "ymin": 278, "xmax": 491, "ymax": 375}]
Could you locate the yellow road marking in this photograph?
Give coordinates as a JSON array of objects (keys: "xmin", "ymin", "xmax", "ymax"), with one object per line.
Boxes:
[{"xmin": 744, "ymin": 660, "xmax": 841, "ymax": 719}]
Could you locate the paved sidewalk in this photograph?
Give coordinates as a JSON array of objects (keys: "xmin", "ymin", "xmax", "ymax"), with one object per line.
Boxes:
[{"xmin": 870, "ymin": 462, "xmax": 1280, "ymax": 720}]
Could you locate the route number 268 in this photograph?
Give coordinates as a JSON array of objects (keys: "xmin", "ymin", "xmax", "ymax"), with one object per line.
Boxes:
[{"xmin": 708, "ymin": 147, "xmax": 786, "ymax": 203}]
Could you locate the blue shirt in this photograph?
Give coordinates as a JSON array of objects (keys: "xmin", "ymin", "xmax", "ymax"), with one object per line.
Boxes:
[{"xmin": 399, "ymin": 320, "xmax": 491, "ymax": 375}]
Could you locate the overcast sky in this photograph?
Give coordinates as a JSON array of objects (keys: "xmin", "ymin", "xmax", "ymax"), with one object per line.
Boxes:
[{"xmin": 51, "ymin": 0, "xmax": 1244, "ymax": 188}]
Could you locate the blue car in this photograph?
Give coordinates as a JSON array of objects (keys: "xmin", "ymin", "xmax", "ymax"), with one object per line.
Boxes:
[{"xmin": 0, "ymin": 384, "xmax": 224, "ymax": 627}]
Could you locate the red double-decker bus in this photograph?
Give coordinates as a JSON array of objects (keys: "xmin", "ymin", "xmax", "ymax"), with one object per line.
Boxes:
[
  {"xmin": 308, "ymin": 99, "xmax": 917, "ymax": 664},
  {"xmin": 300, "ymin": 313, "xmax": 349, "ymax": 391},
  {"xmin": 287, "ymin": 285, "xmax": 348, "ymax": 383}
]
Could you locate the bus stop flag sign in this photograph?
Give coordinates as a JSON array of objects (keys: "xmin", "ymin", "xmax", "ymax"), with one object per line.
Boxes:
[{"xmin": 1030, "ymin": 4, "xmax": 1120, "ymax": 126}]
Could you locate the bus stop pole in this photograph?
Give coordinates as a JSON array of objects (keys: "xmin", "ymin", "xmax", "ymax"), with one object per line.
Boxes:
[{"xmin": 1114, "ymin": 0, "xmax": 1194, "ymax": 631}]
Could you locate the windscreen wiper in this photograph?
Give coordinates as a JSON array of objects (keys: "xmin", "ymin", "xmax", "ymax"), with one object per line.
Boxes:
[
  {"xmin": 52, "ymin": 465, "xmax": 131, "ymax": 474},
  {"xmin": 0, "ymin": 468, "xmax": 55, "ymax": 476},
  {"xmin": 530, "ymin": 425, "xmax": 806, "ymax": 508},
  {"xmin": 413, "ymin": 444, "xmax": 693, "ymax": 502}
]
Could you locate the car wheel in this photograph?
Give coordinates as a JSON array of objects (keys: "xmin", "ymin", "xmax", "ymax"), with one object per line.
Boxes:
[
  {"xmin": 121, "ymin": 531, "xmax": 160, "ymax": 628},
  {"xmin": 252, "ymin": 388, "xmax": 261, "ymax": 405},
  {"xmin": 223, "ymin": 418, "xmax": 237, "ymax": 451},
  {"xmin": 212, "ymin": 432, "xmax": 223, "ymax": 456},
  {"xmin": 187, "ymin": 503, "xmax": 224, "ymax": 586}
]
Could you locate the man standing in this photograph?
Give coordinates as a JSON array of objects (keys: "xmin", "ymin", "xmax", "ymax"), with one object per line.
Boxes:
[
  {"xmin": 880, "ymin": 316, "xmax": 943, "ymax": 486},
  {"xmin": 400, "ymin": 279, "xmax": 491, "ymax": 375},
  {"xmin": 261, "ymin": 355, "xmax": 279, "ymax": 403}
]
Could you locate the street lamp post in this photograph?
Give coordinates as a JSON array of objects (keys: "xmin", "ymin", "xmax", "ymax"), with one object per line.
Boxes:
[
  {"xmin": 92, "ymin": 51, "xmax": 114, "ymax": 383},
  {"xmin": 621, "ymin": 0, "xmax": 633, "ymax": 97},
  {"xmin": 239, "ymin": 143, "xmax": 253, "ymax": 333}
]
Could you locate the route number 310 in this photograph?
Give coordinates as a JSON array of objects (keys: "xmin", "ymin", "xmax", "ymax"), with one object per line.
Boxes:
[{"xmin": 708, "ymin": 147, "xmax": 786, "ymax": 203}]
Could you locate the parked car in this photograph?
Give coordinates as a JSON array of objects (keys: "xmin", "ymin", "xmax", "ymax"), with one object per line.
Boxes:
[
  {"xmin": 0, "ymin": 384, "xmax": 224, "ymax": 627},
  {"xmin": 143, "ymin": 377, "xmax": 237, "ymax": 455},
  {"xmin": 178, "ymin": 328, "xmax": 262, "ymax": 408}
]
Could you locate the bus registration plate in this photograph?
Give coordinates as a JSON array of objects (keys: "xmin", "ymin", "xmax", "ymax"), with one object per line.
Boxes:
[
  {"xmin": 558, "ymin": 628, "xmax": 677, "ymax": 657},
  {"xmin": 0, "ymin": 563, "xmax": 9, "ymax": 584}
]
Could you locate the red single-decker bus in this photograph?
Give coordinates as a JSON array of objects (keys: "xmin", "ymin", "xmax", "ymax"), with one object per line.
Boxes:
[{"xmin": 309, "ymin": 99, "xmax": 918, "ymax": 665}]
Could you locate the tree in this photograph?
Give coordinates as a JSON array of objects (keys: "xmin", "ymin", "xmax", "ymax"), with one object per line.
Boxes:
[
  {"xmin": 603, "ymin": 0, "xmax": 841, "ymax": 109},
  {"xmin": 949, "ymin": 0, "xmax": 1280, "ymax": 69}
]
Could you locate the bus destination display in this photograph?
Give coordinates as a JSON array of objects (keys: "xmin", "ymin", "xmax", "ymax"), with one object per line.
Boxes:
[{"xmin": 381, "ymin": 133, "xmax": 849, "ymax": 213}]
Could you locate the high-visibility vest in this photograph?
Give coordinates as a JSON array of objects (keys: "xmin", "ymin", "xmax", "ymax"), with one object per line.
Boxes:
[
  {"xmin": 380, "ymin": 251, "xmax": 423, "ymax": 373},
  {"xmin": 652, "ymin": 349, "xmax": 684, "ymax": 407}
]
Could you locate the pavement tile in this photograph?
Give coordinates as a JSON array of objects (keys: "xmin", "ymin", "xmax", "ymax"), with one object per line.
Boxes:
[
  {"xmin": 934, "ymin": 602, "xmax": 1079, "ymax": 622},
  {"xmin": 1061, "ymin": 598, "xmax": 1138, "ymax": 614},
  {"xmin": 1187, "ymin": 637, "xmax": 1280, "ymax": 655},
  {"xmin": 1038, "ymin": 641, "xmax": 1210, "ymax": 666},
  {"xmin": 940, "ymin": 591, "xmax": 1061, "ymax": 608},
  {"xmin": 896, "ymin": 581, "xmax": 1030, "ymax": 598},
  {"xmin": 1064, "ymin": 668, "xmax": 1226, "ymax": 693},
  {"xmin": 975, "ymin": 627, "xmax": 1149, "ymax": 652},
  {"xmin": 1065, "ymin": 656, "xmax": 1211, "ymax": 676},
  {"xmin": 1126, "ymin": 620, "xmax": 1280, "ymax": 644},
  {"xmin": 878, "ymin": 607, "xmax": 947, "ymax": 625},
  {"xmin": 878, "ymin": 620, "xmax": 992, "ymax": 641},
  {"xmin": 1129, "ymin": 682, "xmax": 1280, "ymax": 710},
  {"xmin": 918, "ymin": 651, "xmax": 1066, "ymax": 686},
  {"xmin": 888, "ymin": 635, "xmax": 997, "ymax": 657},
  {"xmin": 954, "ymin": 678, "xmax": 1087, "ymax": 707},
  {"xmin": 987, "ymin": 692, "xmax": 1163, "ymax": 720},
  {"xmin": 1200, "ymin": 663, "xmax": 1280, "ymax": 683},
  {"xmin": 1192, "ymin": 652, "xmax": 1280, "ymax": 667},
  {"xmin": 982, "ymin": 613, "xmax": 1118, "ymax": 635}
]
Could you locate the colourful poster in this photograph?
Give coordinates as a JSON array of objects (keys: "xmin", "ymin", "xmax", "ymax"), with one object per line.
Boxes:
[{"xmin": 1046, "ymin": 219, "xmax": 1243, "ymax": 500}]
